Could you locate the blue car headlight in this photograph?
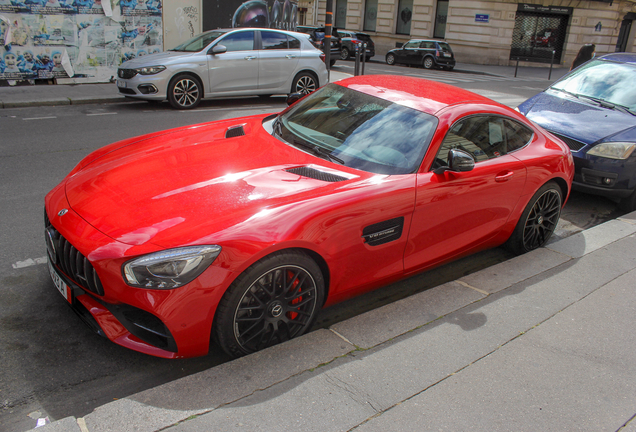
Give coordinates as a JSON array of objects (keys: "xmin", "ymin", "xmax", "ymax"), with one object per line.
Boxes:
[
  {"xmin": 587, "ymin": 142, "xmax": 636, "ymax": 160},
  {"xmin": 123, "ymin": 245, "xmax": 222, "ymax": 289},
  {"xmin": 136, "ymin": 65, "xmax": 166, "ymax": 75}
]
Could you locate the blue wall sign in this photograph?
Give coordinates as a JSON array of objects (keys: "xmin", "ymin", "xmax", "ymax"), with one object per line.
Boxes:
[{"xmin": 475, "ymin": 14, "xmax": 489, "ymax": 22}]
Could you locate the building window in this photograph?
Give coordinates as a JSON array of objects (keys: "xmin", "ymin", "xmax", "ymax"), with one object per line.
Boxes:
[
  {"xmin": 396, "ymin": 0, "xmax": 413, "ymax": 35},
  {"xmin": 364, "ymin": 0, "xmax": 378, "ymax": 32},
  {"xmin": 434, "ymin": 0, "xmax": 448, "ymax": 39},
  {"xmin": 335, "ymin": 0, "xmax": 348, "ymax": 29}
]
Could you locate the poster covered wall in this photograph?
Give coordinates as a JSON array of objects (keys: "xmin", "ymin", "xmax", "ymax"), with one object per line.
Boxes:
[{"xmin": 0, "ymin": 0, "xmax": 163, "ymax": 82}]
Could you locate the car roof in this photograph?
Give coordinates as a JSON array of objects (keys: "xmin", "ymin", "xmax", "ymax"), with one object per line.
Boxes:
[
  {"xmin": 336, "ymin": 75, "xmax": 499, "ymax": 115},
  {"xmin": 599, "ymin": 52, "xmax": 636, "ymax": 64}
]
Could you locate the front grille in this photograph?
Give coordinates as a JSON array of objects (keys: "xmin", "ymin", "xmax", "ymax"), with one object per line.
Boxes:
[
  {"xmin": 548, "ymin": 131, "xmax": 587, "ymax": 152},
  {"xmin": 286, "ymin": 166, "xmax": 349, "ymax": 182},
  {"xmin": 45, "ymin": 211, "xmax": 104, "ymax": 296},
  {"xmin": 118, "ymin": 68, "xmax": 137, "ymax": 79}
]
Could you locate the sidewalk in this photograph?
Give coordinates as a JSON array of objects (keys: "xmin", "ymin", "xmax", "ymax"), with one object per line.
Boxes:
[
  {"xmin": 0, "ymin": 61, "xmax": 569, "ymax": 109},
  {"xmin": 38, "ymin": 211, "xmax": 636, "ymax": 432}
]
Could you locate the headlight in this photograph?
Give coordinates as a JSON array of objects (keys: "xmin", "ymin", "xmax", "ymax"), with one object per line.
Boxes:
[
  {"xmin": 587, "ymin": 142, "xmax": 636, "ymax": 160},
  {"xmin": 123, "ymin": 245, "xmax": 221, "ymax": 289},
  {"xmin": 136, "ymin": 65, "xmax": 166, "ymax": 75}
]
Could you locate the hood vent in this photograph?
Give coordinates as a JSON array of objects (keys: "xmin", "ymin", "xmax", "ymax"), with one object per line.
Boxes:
[
  {"xmin": 286, "ymin": 167, "xmax": 349, "ymax": 182},
  {"xmin": 225, "ymin": 125, "xmax": 246, "ymax": 138}
]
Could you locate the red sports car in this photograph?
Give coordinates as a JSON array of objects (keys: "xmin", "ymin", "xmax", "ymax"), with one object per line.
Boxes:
[{"xmin": 44, "ymin": 76, "xmax": 574, "ymax": 359}]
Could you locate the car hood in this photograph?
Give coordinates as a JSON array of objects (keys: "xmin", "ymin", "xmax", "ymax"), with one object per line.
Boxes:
[
  {"xmin": 520, "ymin": 90, "xmax": 636, "ymax": 146},
  {"xmin": 120, "ymin": 51, "xmax": 195, "ymax": 68},
  {"xmin": 64, "ymin": 116, "xmax": 360, "ymax": 248}
]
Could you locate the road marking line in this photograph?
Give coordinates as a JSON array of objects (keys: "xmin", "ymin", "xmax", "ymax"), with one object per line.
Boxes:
[
  {"xmin": 13, "ymin": 256, "xmax": 47, "ymax": 269},
  {"xmin": 456, "ymin": 280, "xmax": 489, "ymax": 295},
  {"xmin": 87, "ymin": 112, "xmax": 118, "ymax": 116},
  {"xmin": 23, "ymin": 116, "xmax": 57, "ymax": 121}
]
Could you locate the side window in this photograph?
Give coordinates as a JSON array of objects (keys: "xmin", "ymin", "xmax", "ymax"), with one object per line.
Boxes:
[
  {"xmin": 288, "ymin": 35, "xmax": 301, "ymax": 49},
  {"xmin": 261, "ymin": 31, "xmax": 288, "ymax": 50},
  {"xmin": 404, "ymin": 41, "xmax": 419, "ymax": 49},
  {"xmin": 420, "ymin": 41, "xmax": 435, "ymax": 49},
  {"xmin": 433, "ymin": 116, "xmax": 510, "ymax": 168},
  {"xmin": 219, "ymin": 31, "xmax": 255, "ymax": 52},
  {"xmin": 504, "ymin": 119, "xmax": 534, "ymax": 152}
]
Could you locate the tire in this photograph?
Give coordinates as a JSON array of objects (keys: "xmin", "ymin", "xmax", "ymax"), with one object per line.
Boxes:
[
  {"xmin": 340, "ymin": 47, "xmax": 349, "ymax": 60},
  {"xmin": 330, "ymin": 59, "xmax": 337, "ymax": 67},
  {"xmin": 386, "ymin": 53, "xmax": 396, "ymax": 65},
  {"xmin": 291, "ymin": 72, "xmax": 317, "ymax": 95},
  {"xmin": 505, "ymin": 181, "xmax": 562, "ymax": 255},
  {"xmin": 446, "ymin": 66, "xmax": 454, "ymax": 71},
  {"xmin": 214, "ymin": 251, "xmax": 325, "ymax": 358},
  {"xmin": 423, "ymin": 56, "xmax": 434, "ymax": 69},
  {"xmin": 168, "ymin": 74, "xmax": 202, "ymax": 109},
  {"xmin": 619, "ymin": 189, "xmax": 636, "ymax": 212}
]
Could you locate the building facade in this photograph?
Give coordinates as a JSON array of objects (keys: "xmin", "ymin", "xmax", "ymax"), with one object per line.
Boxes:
[{"xmin": 303, "ymin": 0, "xmax": 636, "ymax": 67}]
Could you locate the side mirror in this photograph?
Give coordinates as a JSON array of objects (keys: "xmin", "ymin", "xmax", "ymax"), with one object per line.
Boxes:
[
  {"xmin": 433, "ymin": 149, "xmax": 475, "ymax": 175},
  {"xmin": 210, "ymin": 44, "xmax": 227, "ymax": 55},
  {"xmin": 286, "ymin": 92, "xmax": 303, "ymax": 106}
]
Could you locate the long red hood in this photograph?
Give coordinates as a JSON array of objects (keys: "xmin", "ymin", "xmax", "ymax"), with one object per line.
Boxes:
[{"xmin": 64, "ymin": 115, "xmax": 362, "ymax": 248}]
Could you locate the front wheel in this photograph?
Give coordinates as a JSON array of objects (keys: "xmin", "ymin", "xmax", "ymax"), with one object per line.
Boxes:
[
  {"xmin": 340, "ymin": 47, "xmax": 350, "ymax": 60},
  {"xmin": 423, "ymin": 56, "xmax": 434, "ymax": 69},
  {"xmin": 386, "ymin": 53, "xmax": 396, "ymax": 65},
  {"xmin": 214, "ymin": 251, "xmax": 325, "ymax": 358},
  {"xmin": 291, "ymin": 72, "xmax": 317, "ymax": 95},
  {"xmin": 168, "ymin": 75, "xmax": 202, "ymax": 109},
  {"xmin": 619, "ymin": 188, "xmax": 636, "ymax": 212},
  {"xmin": 505, "ymin": 181, "xmax": 562, "ymax": 255}
]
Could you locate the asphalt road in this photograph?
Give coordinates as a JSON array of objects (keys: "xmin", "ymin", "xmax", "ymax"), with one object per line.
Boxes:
[{"xmin": 0, "ymin": 70, "xmax": 626, "ymax": 432}]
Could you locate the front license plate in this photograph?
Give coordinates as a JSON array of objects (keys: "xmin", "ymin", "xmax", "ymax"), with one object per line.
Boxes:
[
  {"xmin": 117, "ymin": 79, "xmax": 127, "ymax": 88},
  {"xmin": 48, "ymin": 259, "xmax": 71, "ymax": 304}
]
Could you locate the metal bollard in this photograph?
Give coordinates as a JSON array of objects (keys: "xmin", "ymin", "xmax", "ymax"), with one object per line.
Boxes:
[
  {"xmin": 361, "ymin": 43, "xmax": 366, "ymax": 75},
  {"xmin": 354, "ymin": 44, "xmax": 360, "ymax": 76},
  {"xmin": 549, "ymin": 49, "xmax": 555, "ymax": 80}
]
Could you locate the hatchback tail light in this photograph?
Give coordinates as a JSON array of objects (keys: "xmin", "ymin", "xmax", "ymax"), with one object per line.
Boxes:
[
  {"xmin": 319, "ymin": 53, "xmax": 325, "ymax": 63},
  {"xmin": 436, "ymin": 50, "xmax": 440, "ymax": 57}
]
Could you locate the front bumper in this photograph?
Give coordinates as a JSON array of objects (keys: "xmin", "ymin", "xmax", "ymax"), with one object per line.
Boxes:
[
  {"xmin": 44, "ymin": 183, "xmax": 232, "ymax": 358},
  {"xmin": 116, "ymin": 71, "xmax": 168, "ymax": 101},
  {"xmin": 571, "ymin": 153, "xmax": 636, "ymax": 199}
]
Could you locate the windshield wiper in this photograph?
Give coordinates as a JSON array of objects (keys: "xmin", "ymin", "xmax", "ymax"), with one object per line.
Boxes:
[
  {"xmin": 578, "ymin": 95, "xmax": 616, "ymax": 109},
  {"xmin": 551, "ymin": 88, "xmax": 581, "ymax": 100},
  {"xmin": 289, "ymin": 138, "xmax": 344, "ymax": 165}
]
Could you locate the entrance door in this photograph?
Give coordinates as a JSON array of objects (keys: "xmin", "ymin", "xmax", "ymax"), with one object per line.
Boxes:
[{"xmin": 510, "ymin": 13, "xmax": 568, "ymax": 63}]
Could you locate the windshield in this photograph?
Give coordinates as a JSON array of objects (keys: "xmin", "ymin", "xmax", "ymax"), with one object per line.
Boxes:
[
  {"xmin": 170, "ymin": 31, "xmax": 226, "ymax": 52},
  {"xmin": 277, "ymin": 84, "xmax": 438, "ymax": 175},
  {"xmin": 551, "ymin": 59, "xmax": 636, "ymax": 110}
]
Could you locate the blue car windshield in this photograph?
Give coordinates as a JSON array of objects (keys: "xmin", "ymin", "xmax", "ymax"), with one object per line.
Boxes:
[
  {"xmin": 278, "ymin": 84, "xmax": 438, "ymax": 175},
  {"xmin": 551, "ymin": 59, "xmax": 636, "ymax": 111}
]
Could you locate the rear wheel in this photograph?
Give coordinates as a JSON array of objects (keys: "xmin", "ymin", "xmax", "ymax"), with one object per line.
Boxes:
[
  {"xmin": 168, "ymin": 75, "xmax": 202, "ymax": 109},
  {"xmin": 291, "ymin": 72, "xmax": 317, "ymax": 95},
  {"xmin": 214, "ymin": 251, "xmax": 324, "ymax": 358},
  {"xmin": 340, "ymin": 47, "xmax": 350, "ymax": 60},
  {"xmin": 423, "ymin": 56, "xmax": 434, "ymax": 69},
  {"xmin": 386, "ymin": 53, "xmax": 396, "ymax": 65},
  {"xmin": 506, "ymin": 181, "xmax": 562, "ymax": 255},
  {"xmin": 329, "ymin": 59, "xmax": 337, "ymax": 67}
]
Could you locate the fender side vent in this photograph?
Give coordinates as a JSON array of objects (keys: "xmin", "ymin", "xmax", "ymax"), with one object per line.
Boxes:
[
  {"xmin": 225, "ymin": 125, "xmax": 246, "ymax": 138},
  {"xmin": 362, "ymin": 217, "xmax": 404, "ymax": 246},
  {"xmin": 287, "ymin": 167, "xmax": 348, "ymax": 182}
]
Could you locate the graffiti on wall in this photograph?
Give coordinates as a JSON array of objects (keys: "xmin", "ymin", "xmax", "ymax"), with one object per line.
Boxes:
[
  {"xmin": 0, "ymin": 0, "xmax": 163, "ymax": 82},
  {"xmin": 175, "ymin": 5, "xmax": 197, "ymax": 39}
]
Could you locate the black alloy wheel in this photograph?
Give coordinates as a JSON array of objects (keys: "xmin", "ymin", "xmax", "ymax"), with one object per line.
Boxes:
[
  {"xmin": 214, "ymin": 251, "xmax": 324, "ymax": 358},
  {"xmin": 168, "ymin": 75, "xmax": 202, "ymax": 109},
  {"xmin": 386, "ymin": 53, "xmax": 396, "ymax": 65},
  {"xmin": 506, "ymin": 181, "xmax": 562, "ymax": 255}
]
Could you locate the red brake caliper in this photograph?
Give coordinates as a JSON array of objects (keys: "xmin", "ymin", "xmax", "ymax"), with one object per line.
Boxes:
[{"xmin": 286, "ymin": 270, "xmax": 301, "ymax": 320}]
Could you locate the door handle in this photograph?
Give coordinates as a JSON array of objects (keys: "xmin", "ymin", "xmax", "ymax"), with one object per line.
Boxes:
[
  {"xmin": 244, "ymin": 56, "xmax": 257, "ymax": 60},
  {"xmin": 286, "ymin": 54, "xmax": 296, "ymax": 59},
  {"xmin": 495, "ymin": 171, "xmax": 514, "ymax": 182}
]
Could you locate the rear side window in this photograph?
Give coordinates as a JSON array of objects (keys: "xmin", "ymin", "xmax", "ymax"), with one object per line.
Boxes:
[
  {"xmin": 420, "ymin": 41, "xmax": 435, "ymax": 49},
  {"xmin": 288, "ymin": 35, "xmax": 301, "ymax": 49},
  {"xmin": 504, "ymin": 119, "xmax": 534, "ymax": 152},
  {"xmin": 261, "ymin": 31, "xmax": 288, "ymax": 50}
]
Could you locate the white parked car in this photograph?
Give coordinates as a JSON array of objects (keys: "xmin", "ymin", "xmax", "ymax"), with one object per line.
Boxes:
[{"xmin": 117, "ymin": 28, "xmax": 328, "ymax": 109}]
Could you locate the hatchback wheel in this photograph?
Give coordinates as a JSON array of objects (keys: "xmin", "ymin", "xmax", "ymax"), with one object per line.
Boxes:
[
  {"xmin": 506, "ymin": 181, "xmax": 562, "ymax": 255},
  {"xmin": 214, "ymin": 251, "xmax": 324, "ymax": 358},
  {"xmin": 168, "ymin": 75, "xmax": 202, "ymax": 109},
  {"xmin": 291, "ymin": 72, "xmax": 317, "ymax": 95},
  {"xmin": 386, "ymin": 53, "xmax": 396, "ymax": 65},
  {"xmin": 340, "ymin": 47, "xmax": 350, "ymax": 60},
  {"xmin": 423, "ymin": 56, "xmax": 434, "ymax": 69}
]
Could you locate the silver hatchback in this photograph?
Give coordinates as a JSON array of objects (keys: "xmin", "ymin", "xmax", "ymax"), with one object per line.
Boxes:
[{"xmin": 117, "ymin": 28, "xmax": 328, "ymax": 109}]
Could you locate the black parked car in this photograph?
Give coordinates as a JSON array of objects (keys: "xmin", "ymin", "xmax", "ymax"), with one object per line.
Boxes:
[
  {"xmin": 337, "ymin": 30, "xmax": 375, "ymax": 60},
  {"xmin": 296, "ymin": 25, "xmax": 340, "ymax": 66},
  {"xmin": 386, "ymin": 39, "xmax": 456, "ymax": 70}
]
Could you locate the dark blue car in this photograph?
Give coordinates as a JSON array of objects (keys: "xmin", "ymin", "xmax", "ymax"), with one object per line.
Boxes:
[{"xmin": 518, "ymin": 53, "xmax": 636, "ymax": 210}]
